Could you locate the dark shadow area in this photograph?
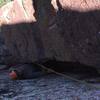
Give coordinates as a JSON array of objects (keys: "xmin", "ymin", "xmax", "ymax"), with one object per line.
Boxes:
[
  {"xmin": 41, "ymin": 60, "xmax": 100, "ymax": 80},
  {"xmin": 0, "ymin": 0, "xmax": 100, "ymax": 78}
]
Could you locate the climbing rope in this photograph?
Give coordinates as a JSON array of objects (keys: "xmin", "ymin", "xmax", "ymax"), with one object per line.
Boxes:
[{"xmin": 35, "ymin": 63, "xmax": 100, "ymax": 90}]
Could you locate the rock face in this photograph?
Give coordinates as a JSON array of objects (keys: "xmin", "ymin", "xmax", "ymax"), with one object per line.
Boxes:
[{"xmin": 0, "ymin": 0, "xmax": 100, "ymax": 69}]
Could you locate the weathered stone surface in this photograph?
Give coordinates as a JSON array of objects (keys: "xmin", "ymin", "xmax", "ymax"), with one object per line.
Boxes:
[
  {"xmin": 0, "ymin": 0, "xmax": 100, "ymax": 69},
  {"xmin": 0, "ymin": 0, "xmax": 37, "ymax": 64},
  {"xmin": 0, "ymin": 70, "xmax": 100, "ymax": 99}
]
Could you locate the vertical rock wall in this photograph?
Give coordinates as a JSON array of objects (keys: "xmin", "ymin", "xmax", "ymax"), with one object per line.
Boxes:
[{"xmin": 0, "ymin": 0, "xmax": 100, "ymax": 69}]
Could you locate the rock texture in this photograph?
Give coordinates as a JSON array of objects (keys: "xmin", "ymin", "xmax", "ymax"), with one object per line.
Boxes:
[
  {"xmin": 0, "ymin": 69, "xmax": 100, "ymax": 99},
  {"xmin": 0, "ymin": 0, "xmax": 100, "ymax": 69}
]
